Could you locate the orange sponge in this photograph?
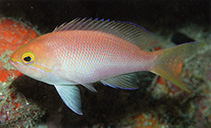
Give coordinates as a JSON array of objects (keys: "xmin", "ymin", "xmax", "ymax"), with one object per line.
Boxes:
[{"xmin": 0, "ymin": 18, "xmax": 39, "ymax": 82}]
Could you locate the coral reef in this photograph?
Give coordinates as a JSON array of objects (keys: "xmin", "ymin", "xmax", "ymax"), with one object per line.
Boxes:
[{"xmin": 0, "ymin": 18, "xmax": 46, "ymax": 127}]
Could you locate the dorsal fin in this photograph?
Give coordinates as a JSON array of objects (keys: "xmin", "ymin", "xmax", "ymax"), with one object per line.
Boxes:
[{"xmin": 53, "ymin": 17, "xmax": 156, "ymax": 50}]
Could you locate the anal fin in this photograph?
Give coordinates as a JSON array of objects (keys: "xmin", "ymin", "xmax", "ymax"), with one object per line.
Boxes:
[
  {"xmin": 101, "ymin": 73, "xmax": 139, "ymax": 90},
  {"xmin": 81, "ymin": 83, "xmax": 97, "ymax": 92}
]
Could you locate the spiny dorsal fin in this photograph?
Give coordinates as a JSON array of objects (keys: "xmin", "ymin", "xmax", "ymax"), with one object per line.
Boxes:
[{"xmin": 53, "ymin": 17, "xmax": 156, "ymax": 50}]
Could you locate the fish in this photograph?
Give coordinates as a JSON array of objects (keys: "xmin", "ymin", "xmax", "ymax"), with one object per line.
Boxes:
[{"xmin": 9, "ymin": 18, "xmax": 204, "ymax": 115}]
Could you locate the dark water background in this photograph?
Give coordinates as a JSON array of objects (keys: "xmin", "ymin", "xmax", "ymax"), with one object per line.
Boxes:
[{"xmin": 0, "ymin": 0, "xmax": 210, "ymax": 33}]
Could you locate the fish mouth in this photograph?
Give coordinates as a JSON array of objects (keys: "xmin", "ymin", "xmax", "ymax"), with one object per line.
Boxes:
[
  {"xmin": 8, "ymin": 59, "xmax": 15, "ymax": 68},
  {"xmin": 8, "ymin": 59, "xmax": 14, "ymax": 65},
  {"xmin": 8, "ymin": 58, "xmax": 27, "ymax": 73},
  {"xmin": 8, "ymin": 59, "xmax": 20, "ymax": 68}
]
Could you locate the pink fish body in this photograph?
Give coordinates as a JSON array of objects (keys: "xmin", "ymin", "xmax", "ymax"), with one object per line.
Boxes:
[
  {"xmin": 33, "ymin": 31, "xmax": 155, "ymax": 83},
  {"xmin": 9, "ymin": 18, "xmax": 203, "ymax": 115}
]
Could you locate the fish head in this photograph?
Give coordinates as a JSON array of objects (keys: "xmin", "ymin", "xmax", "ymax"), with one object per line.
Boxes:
[{"xmin": 9, "ymin": 38, "xmax": 56, "ymax": 81}]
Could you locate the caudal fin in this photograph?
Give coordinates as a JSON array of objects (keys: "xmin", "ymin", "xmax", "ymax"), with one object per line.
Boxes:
[{"xmin": 151, "ymin": 42, "xmax": 205, "ymax": 93}]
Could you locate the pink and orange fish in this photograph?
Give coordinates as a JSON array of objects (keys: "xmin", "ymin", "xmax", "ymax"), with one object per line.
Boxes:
[{"xmin": 9, "ymin": 18, "xmax": 204, "ymax": 115}]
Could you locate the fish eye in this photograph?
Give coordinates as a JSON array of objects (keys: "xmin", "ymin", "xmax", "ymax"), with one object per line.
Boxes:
[{"xmin": 21, "ymin": 52, "xmax": 35, "ymax": 64}]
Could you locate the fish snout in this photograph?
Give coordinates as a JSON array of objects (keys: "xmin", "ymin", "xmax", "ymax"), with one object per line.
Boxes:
[{"xmin": 8, "ymin": 59, "xmax": 16, "ymax": 67}]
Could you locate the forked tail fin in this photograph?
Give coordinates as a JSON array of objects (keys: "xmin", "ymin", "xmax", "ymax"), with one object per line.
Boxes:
[{"xmin": 151, "ymin": 42, "xmax": 205, "ymax": 93}]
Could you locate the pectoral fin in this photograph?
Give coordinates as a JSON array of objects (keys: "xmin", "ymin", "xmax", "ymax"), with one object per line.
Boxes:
[{"xmin": 54, "ymin": 85, "xmax": 82, "ymax": 115}]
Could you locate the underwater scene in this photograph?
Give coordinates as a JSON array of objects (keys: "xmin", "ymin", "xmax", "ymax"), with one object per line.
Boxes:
[{"xmin": 0, "ymin": 0, "xmax": 210, "ymax": 128}]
